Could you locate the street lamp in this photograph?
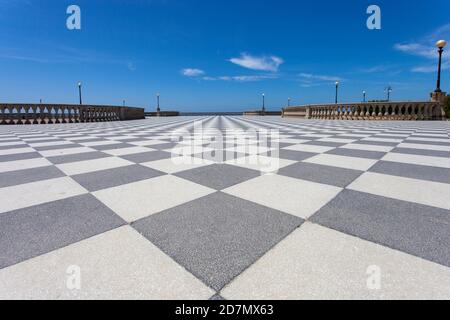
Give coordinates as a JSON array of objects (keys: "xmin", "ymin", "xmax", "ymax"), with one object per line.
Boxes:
[
  {"xmin": 123, "ymin": 100, "xmax": 126, "ymax": 107},
  {"xmin": 77, "ymin": 82, "xmax": 82, "ymax": 105},
  {"xmin": 363, "ymin": 90, "xmax": 366, "ymax": 103},
  {"xmin": 156, "ymin": 93, "xmax": 161, "ymax": 112},
  {"xmin": 385, "ymin": 86, "xmax": 393, "ymax": 102},
  {"xmin": 288, "ymin": 97, "xmax": 291, "ymax": 107},
  {"xmin": 335, "ymin": 81, "xmax": 339, "ymax": 104},
  {"xmin": 435, "ymin": 40, "xmax": 447, "ymax": 93},
  {"xmin": 262, "ymin": 93, "xmax": 266, "ymax": 113}
]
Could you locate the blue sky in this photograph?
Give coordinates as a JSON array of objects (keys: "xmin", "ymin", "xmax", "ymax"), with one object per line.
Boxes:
[{"xmin": 0, "ymin": 0, "xmax": 449, "ymax": 112}]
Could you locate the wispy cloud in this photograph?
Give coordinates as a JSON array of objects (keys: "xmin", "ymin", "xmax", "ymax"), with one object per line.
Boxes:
[
  {"xmin": 299, "ymin": 73, "xmax": 342, "ymax": 82},
  {"xmin": 412, "ymin": 61, "xmax": 450, "ymax": 73},
  {"xmin": 394, "ymin": 43, "xmax": 436, "ymax": 59},
  {"xmin": 394, "ymin": 23, "xmax": 450, "ymax": 73},
  {"xmin": 0, "ymin": 45, "xmax": 138, "ymax": 71},
  {"xmin": 202, "ymin": 74, "xmax": 277, "ymax": 82},
  {"xmin": 181, "ymin": 68, "xmax": 205, "ymax": 77},
  {"xmin": 229, "ymin": 53, "xmax": 284, "ymax": 72}
]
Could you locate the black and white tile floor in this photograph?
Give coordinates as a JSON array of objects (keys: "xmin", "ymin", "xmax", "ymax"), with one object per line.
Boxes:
[{"xmin": 0, "ymin": 116, "xmax": 450, "ymax": 299}]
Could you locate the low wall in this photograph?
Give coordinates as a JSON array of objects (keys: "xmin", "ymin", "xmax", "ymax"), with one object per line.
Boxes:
[
  {"xmin": 243, "ymin": 110, "xmax": 282, "ymax": 116},
  {"xmin": 145, "ymin": 111, "xmax": 180, "ymax": 117},
  {"xmin": 282, "ymin": 102, "xmax": 446, "ymax": 121},
  {"xmin": 0, "ymin": 103, "xmax": 145, "ymax": 125}
]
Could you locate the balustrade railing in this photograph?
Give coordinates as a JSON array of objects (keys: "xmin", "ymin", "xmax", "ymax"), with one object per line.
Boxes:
[
  {"xmin": 282, "ymin": 102, "xmax": 446, "ymax": 121},
  {"xmin": 0, "ymin": 104, "xmax": 144, "ymax": 125}
]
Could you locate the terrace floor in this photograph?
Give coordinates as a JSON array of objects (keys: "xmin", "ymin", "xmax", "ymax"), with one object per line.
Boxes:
[{"xmin": 0, "ymin": 116, "xmax": 450, "ymax": 299}]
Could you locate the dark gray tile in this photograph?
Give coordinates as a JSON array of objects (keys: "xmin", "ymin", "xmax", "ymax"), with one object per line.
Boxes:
[
  {"xmin": 303, "ymin": 141, "xmax": 344, "ymax": 147},
  {"xmin": 72, "ymin": 164, "xmax": 164, "ymax": 192},
  {"xmin": 33, "ymin": 143, "xmax": 82, "ymax": 151},
  {"xmin": 120, "ymin": 150, "xmax": 172, "ymax": 163},
  {"xmin": 132, "ymin": 192, "xmax": 303, "ymax": 291},
  {"xmin": 326, "ymin": 148, "xmax": 386, "ymax": 160},
  {"xmin": 148, "ymin": 142, "xmax": 178, "ymax": 150},
  {"xmin": 0, "ymin": 165, "xmax": 66, "ymax": 188},
  {"xmin": 404, "ymin": 139, "xmax": 450, "ymax": 146},
  {"xmin": 310, "ymin": 189, "xmax": 450, "ymax": 268},
  {"xmin": 0, "ymin": 194, "xmax": 125, "ymax": 269},
  {"xmin": 46, "ymin": 151, "xmax": 110, "ymax": 164},
  {"xmin": 392, "ymin": 147, "xmax": 450, "ymax": 158},
  {"xmin": 192, "ymin": 151, "xmax": 247, "ymax": 163},
  {"xmin": 278, "ymin": 149, "xmax": 316, "ymax": 162},
  {"xmin": 91, "ymin": 143, "xmax": 134, "ymax": 151},
  {"xmin": 370, "ymin": 161, "xmax": 450, "ymax": 184},
  {"xmin": 278, "ymin": 162, "xmax": 363, "ymax": 187},
  {"xmin": 0, "ymin": 152, "xmax": 42, "ymax": 162},
  {"xmin": 175, "ymin": 164, "xmax": 260, "ymax": 190},
  {"xmin": 0, "ymin": 144, "xmax": 27, "ymax": 150},
  {"xmin": 353, "ymin": 140, "xmax": 398, "ymax": 147}
]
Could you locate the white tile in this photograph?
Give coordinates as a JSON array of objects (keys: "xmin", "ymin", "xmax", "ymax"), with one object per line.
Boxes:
[
  {"xmin": 128, "ymin": 140, "xmax": 169, "ymax": 147},
  {"xmin": 340, "ymin": 144, "xmax": 393, "ymax": 153},
  {"xmin": 0, "ymin": 177, "xmax": 87, "ymax": 214},
  {"xmin": 381, "ymin": 153, "xmax": 450, "ymax": 169},
  {"xmin": 29, "ymin": 141, "xmax": 74, "ymax": 148},
  {"xmin": 223, "ymin": 175, "xmax": 341, "ymax": 219},
  {"xmin": 278, "ymin": 138, "xmax": 311, "ymax": 144},
  {"xmin": 22, "ymin": 137, "xmax": 58, "ymax": 142},
  {"xmin": 56, "ymin": 157, "xmax": 133, "ymax": 176},
  {"xmin": 79, "ymin": 140, "xmax": 121, "ymax": 147},
  {"xmin": 363, "ymin": 137, "xmax": 403, "ymax": 143},
  {"xmin": 225, "ymin": 155, "xmax": 296, "ymax": 174},
  {"xmin": 0, "ymin": 226, "xmax": 214, "ymax": 300},
  {"xmin": 283, "ymin": 144, "xmax": 335, "ymax": 154},
  {"xmin": 102, "ymin": 146, "xmax": 155, "ymax": 156},
  {"xmin": 397, "ymin": 143, "xmax": 450, "ymax": 152},
  {"xmin": 0, "ymin": 147, "xmax": 35, "ymax": 156},
  {"xmin": 0, "ymin": 141, "xmax": 26, "ymax": 147},
  {"xmin": 141, "ymin": 156, "xmax": 213, "ymax": 174},
  {"xmin": 167, "ymin": 145, "xmax": 215, "ymax": 156},
  {"xmin": 65, "ymin": 136, "xmax": 98, "ymax": 141},
  {"xmin": 406, "ymin": 137, "xmax": 450, "ymax": 143},
  {"xmin": 93, "ymin": 175, "xmax": 215, "ymax": 222},
  {"xmin": 39, "ymin": 147, "xmax": 96, "ymax": 158},
  {"xmin": 0, "ymin": 157, "xmax": 51, "ymax": 173},
  {"xmin": 221, "ymin": 222, "xmax": 450, "ymax": 300},
  {"xmin": 304, "ymin": 154, "xmax": 378, "ymax": 171},
  {"xmin": 348, "ymin": 172, "xmax": 450, "ymax": 210},
  {"xmin": 318, "ymin": 138, "xmax": 357, "ymax": 144}
]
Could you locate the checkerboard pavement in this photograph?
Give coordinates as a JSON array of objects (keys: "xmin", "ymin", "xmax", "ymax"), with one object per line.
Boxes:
[{"xmin": 1, "ymin": 116, "xmax": 450, "ymax": 299}]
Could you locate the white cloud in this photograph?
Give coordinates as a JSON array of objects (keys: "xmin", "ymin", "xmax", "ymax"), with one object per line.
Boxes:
[
  {"xmin": 412, "ymin": 61, "xmax": 450, "ymax": 73},
  {"xmin": 394, "ymin": 43, "xmax": 436, "ymax": 59},
  {"xmin": 181, "ymin": 68, "xmax": 205, "ymax": 77},
  {"xmin": 299, "ymin": 73, "xmax": 342, "ymax": 82},
  {"xmin": 394, "ymin": 23, "xmax": 450, "ymax": 72},
  {"xmin": 202, "ymin": 74, "xmax": 276, "ymax": 82},
  {"xmin": 229, "ymin": 53, "xmax": 284, "ymax": 72}
]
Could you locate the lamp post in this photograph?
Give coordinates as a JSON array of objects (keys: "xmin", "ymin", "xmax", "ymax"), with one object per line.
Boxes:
[
  {"xmin": 123, "ymin": 100, "xmax": 125, "ymax": 107},
  {"xmin": 363, "ymin": 90, "xmax": 366, "ymax": 102},
  {"xmin": 156, "ymin": 93, "xmax": 161, "ymax": 113},
  {"xmin": 288, "ymin": 97, "xmax": 291, "ymax": 107},
  {"xmin": 385, "ymin": 86, "xmax": 392, "ymax": 102},
  {"xmin": 435, "ymin": 40, "xmax": 447, "ymax": 93},
  {"xmin": 335, "ymin": 81, "xmax": 339, "ymax": 104},
  {"xmin": 262, "ymin": 93, "xmax": 266, "ymax": 114},
  {"xmin": 78, "ymin": 82, "xmax": 82, "ymax": 105}
]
